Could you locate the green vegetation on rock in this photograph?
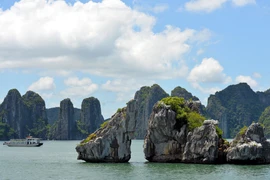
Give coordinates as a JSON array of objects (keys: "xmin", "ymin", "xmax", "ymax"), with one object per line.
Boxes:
[
  {"xmin": 0, "ymin": 122, "xmax": 16, "ymax": 140},
  {"xmin": 100, "ymin": 120, "xmax": 109, "ymax": 129},
  {"xmin": 80, "ymin": 133, "xmax": 97, "ymax": 145},
  {"xmin": 215, "ymin": 126, "xmax": 223, "ymax": 138},
  {"xmin": 76, "ymin": 120, "xmax": 89, "ymax": 135},
  {"xmin": 160, "ymin": 97, "xmax": 205, "ymax": 131},
  {"xmin": 206, "ymin": 83, "xmax": 265, "ymax": 138},
  {"xmin": 26, "ymin": 118, "xmax": 48, "ymax": 138},
  {"xmin": 239, "ymin": 126, "xmax": 248, "ymax": 136},
  {"xmin": 259, "ymin": 106, "xmax": 270, "ymax": 138}
]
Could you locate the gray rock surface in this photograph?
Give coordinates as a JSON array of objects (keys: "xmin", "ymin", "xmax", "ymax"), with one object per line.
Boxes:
[
  {"xmin": 51, "ymin": 98, "xmax": 76, "ymax": 140},
  {"xmin": 134, "ymin": 84, "xmax": 169, "ymax": 139},
  {"xmin": 183, "ymin": 120, "xmax": 219, "ymax": 163},
  {"xmin": 144, "ymin": 102, "xmax": 186, "ymax": 162},
  {"xmin": 226, "ymin": 123, "xmax": 270, "ymax": 164},
  {"xmin": 76, "ymin": 100, "xmax": 137, "ymax": 163},
  {"xmin": 144, "ymin": 102, "xmax": 224, "ymax": 163}
]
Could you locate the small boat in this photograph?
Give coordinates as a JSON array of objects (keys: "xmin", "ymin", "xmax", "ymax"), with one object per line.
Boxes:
[{"xmin": 3, "ymin": 136, "xmax": 43, "ymax": 147}]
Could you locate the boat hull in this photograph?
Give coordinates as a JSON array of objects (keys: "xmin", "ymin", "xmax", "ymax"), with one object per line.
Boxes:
[{"xmin": 6, "ymin": 143, "xmax": 43, "ymax": 147}]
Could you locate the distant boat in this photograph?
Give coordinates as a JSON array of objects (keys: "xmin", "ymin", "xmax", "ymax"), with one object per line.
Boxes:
[{"xmin": 3, "ymin": 136, "xmax": 43, "ymax": 147}]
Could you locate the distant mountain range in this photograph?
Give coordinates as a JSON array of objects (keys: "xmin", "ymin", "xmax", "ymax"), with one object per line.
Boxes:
[{"xmin": 1, "ymin": 82, "xmax": 270, "ymax": 140}]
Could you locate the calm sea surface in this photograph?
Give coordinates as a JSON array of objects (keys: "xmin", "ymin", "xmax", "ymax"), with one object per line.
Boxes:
[{"xmin": 1, "ymin": 140, "xmax": 270, "ymax": 180}]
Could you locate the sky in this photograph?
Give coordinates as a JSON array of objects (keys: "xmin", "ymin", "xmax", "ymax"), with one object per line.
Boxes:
[{"xmin": 0, "ymin": 0, "xmax": 269, "ymax": 118}]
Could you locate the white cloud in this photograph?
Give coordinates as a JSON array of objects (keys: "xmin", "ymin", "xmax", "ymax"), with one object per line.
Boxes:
[
  {"xmin": 190, "ymin": 28, "xmax": 212, "ymax": 43},
  {"xmin": 232, "ymin": 0, "xmax": 256, "ymax": 7},
  {"xmin": 0, "ymin": 0, "xmax": 209, "ymax": 80},
  {"xmin": 61, "ymin": 77, "xmax": 98, "ymax": 98},
  {"xmin": 253, "ymin": 72, "xmax": 261, "ymax": 78},
  {"xmin": 188, "ymin": 58, "xmax": 231, "ymax": 84},
  {"xmin": 184, "ymin": 0, "xmax": 255, "ymax": 13},
  {"xmin": 188, "ymin": 58, "xmax": 231, "ymax": 94},
  {"xmin": 235, "ymin": 75, "xmax": 258, "ymax": 88},
  {"xmin": 197, "ymin": 49, "xmax": 204, "ymax": 55},
  {"xmin": 102, "ymin": 78, "xmax": 154, "ymax": 101},
  {"xmin": 152, "ymin": 4, "xmax": 168, "ymax": 13},
  {"xmin": 185, "ymin": 0, "xmax": 227, "ymax": 13},
  {"xmin": 28, "ymin": 76, "xmax": 56, "ymax": 91}
]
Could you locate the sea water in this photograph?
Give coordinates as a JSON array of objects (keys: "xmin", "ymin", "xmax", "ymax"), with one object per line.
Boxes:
[{"xmin": 1, "ymin": 140, "xmax": 270, "ymax": 180}]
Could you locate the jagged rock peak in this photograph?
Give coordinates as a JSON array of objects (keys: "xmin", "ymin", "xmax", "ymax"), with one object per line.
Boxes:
[
  {"xmin": 79, "ymin": 96, "xmax": 104, "ymax": 135},
  {"xmin": 22, "ymin": 90, "xmax": 46, "ymax": 106},
  {"xmin": 0, "ymin": 89, "xmax": 48, "ymax": 139},
  {"xmin": 226, "ymin": 123, "xmax": 270, "ymax": 164},
  {"xmin": 133, "ymin": 84, "xmax": 169, "ymax": 139},
  {"xmin": 55, "ymin": 98, "xmax": 76, "ymax": 140},
  {"xmin": 76, "ymin": 99, "xmax": 137, "ymax": 163},
  {"xmin": 206, "ymin": 82, "xmax": 264, "ymax": 138},
  {"xmin": 144, "ymin": 97, "xmax": 226, "ymax": 163},
  {"xmin": 2, "ymin": 89, "xmax": 22, "ymax": 104},
  {"xmin": 171, "ymin": 86, "xmax": 199, "ymax": 101}
]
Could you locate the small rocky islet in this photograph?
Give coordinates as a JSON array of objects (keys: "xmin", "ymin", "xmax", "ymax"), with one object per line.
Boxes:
[{"xmin": 76, "ymin": 96, "xmax": 270, "ymax": 165}]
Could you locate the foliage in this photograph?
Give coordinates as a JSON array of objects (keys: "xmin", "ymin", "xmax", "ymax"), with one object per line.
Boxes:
[
  {"xmin": 117, "ymin": 108, "xmax": 122, "ymax": 113},
  {"xmin": 76, "ymin": 120, "xmax": 88, "ymax": 135},
  {"xmin": 81, "ymin": 133, "xmax": 97, "ymax": 145},
  {"xmin": 0, "ymin": 122, "xmax": 16, "ymax": 140},
  {"xmin": 160, "ymin": 97, "xmax": 205, "ymax": 131},
  {"xmin": 215, "ymin": 126, "xmax": 223, "ymax": 138},
  {"xmin": 206, "ymin": 83, "xmax": 265, "ymax": 138},
  {"xmin": 26, "ymin": 118, "xmax": 47, "ymax": 138},
  {"xmin": 187, "ymin": 112, "xmax": 204, "ymax": 131},
  {"xmin": 22, "ymin": 92, "xmax": 44, "ymax": 108},
  {"xmin": 259, "ymin": 106, "xmax": 270, "ymax": 138},
  {"xmin": 100, "ymin": 120, "xmax": 109, "ymax": 129},
  {"xmin": 239, "ymin": 126, "xmax": 248, "ymax": 136}
]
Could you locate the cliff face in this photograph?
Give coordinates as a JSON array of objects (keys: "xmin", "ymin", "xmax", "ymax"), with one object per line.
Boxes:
[
  {"xmin": 134, "ymin": 84, "xmax": 169, "ymax": 139},
  {"xmin": 79, "ymin": 97, "xmax": 104, "ymax": 137},
  {"xmin": 46, "ymin": 107, "xmax": 60, "ymax": 125},
  {"xmin": 49, "ymin": 97, "xmax": 103, "ymax": 140},
  {"xmin": 171, "ymin": 86, "xmax": 199, "ymax": 101},
  {"xmin": 0, "ymin": 89, "xmax": 25, "ymax": 139},
  {"xmin": 206, "ymin": 83, "xmax": 266, "ymax": 138},
  {"xmin": 22, "ymin": 91, "xmax": 48, "ymax": 139},
  {"xmin": 51, "ymin": 98, "xmax": 76, "ymax": 140},
  {"xmin": 0, "ymin": 89, "xmax": 48, "ymax": 139},
  {"xmin": 76, "ymin": 100, "xmax": 137, "ymax": 162}
]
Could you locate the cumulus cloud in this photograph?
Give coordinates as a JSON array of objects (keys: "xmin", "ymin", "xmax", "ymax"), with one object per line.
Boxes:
[
  {"xmin": 232, "ymin": 0, "xmax": 256, "ymax": 7},
  {"xmin": 188, "ymin": 58, "xmax": 231, "ymax": 84},
  {"xmin": 185, "ymin": 0, "xmax": 227, "ymax": 13},
  {"xmin": 61, "ymin": 77, "xmax": 98, "ymax": 97},
  {"xmin": 188, "ymin": 58, "xmax": 231, "ymax": 94},
  {"xmin": 0, "ymin": 0, "xmax": 209, "ymax": 80},
  {"xmin": 235, "ymin": 75, "xmax": 258, "ymax": 88},
  {"xmin": 28, "ymin": 76, "xmax": 56, "ymax": 91}
]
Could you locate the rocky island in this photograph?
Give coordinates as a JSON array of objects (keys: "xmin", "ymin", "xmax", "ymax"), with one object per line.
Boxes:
[
  {"xmin": 76, "ymin": 100, "xmax": 137, "ymax": 162},
  {"xmin": 76, "ymin": 96, "xmax": 270, "ymax": 165},
  {"xmin": 144, "ymin": 97, "xmax": 227, "ymax": 163}
]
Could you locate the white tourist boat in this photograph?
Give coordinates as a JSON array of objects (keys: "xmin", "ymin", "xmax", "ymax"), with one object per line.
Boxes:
[{"xmin": 3, "ymin": 136, "xmax": 43, "ymax": 147}]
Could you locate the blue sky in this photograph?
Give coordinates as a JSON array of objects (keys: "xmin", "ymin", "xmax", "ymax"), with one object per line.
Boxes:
[{"xmin": 0, "ymin": 0, "xmax": 269, "ymax": 118}]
